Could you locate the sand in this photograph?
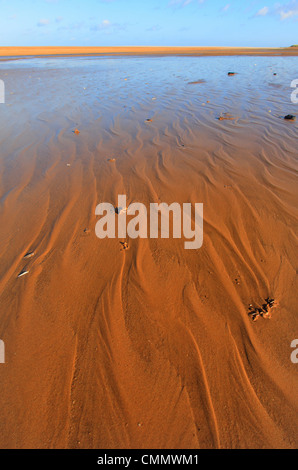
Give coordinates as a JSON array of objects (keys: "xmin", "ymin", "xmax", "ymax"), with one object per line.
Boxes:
[
  {"xmin": 1, "ymin": 46, "xmax": 298, "ymax": 58},
  {"xmin": 0, "ymin": 53, "xmax": 297, "ymax": 449}
]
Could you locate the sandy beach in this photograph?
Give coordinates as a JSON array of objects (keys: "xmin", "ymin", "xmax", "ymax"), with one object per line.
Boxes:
[
  {"xmin": 1, "ymin": 46, "xmax": 298, "ymax": 58},
  {"xmin": 0, "ymin": 53, "xmax": 297, "ymax": 449}
]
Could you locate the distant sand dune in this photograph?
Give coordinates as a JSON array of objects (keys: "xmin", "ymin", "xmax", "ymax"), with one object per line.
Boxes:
[{"xmin": 1, "ymin": 46, "xmax": 298, "ymax": 57}]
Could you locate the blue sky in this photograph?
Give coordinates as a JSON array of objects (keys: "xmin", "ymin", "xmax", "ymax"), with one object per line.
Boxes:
[{"xmin": 0, "ymin": 0, "xmax": 298, "ymax": 47}]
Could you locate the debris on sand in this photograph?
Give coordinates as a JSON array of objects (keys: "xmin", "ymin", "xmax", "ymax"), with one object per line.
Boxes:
[
  {"xmin": 228, "ymin": 72, "xmax": 237, "ymax": 76},
  {"xmin": 108, "ymin": 158, "xmax": 116, "ymax": 162},
  {"xmin": 84, "ymin": 228, "xmax": 90, "ymax": 234},
  {"xmin": 120, "ymin": 241, "xmax": 129, "ymax": 251},
  {"xmin": 248, "ymin": 298, "xmax": 276, "ymax": 322},
  {"xmin": 188, "ymin": 79, "xmax": 206, "ymax": 85},
  {"xmin": 18, "ymin": 269, "xmax": 29, "ymax": 278},
  {"xmin": 74, "ymin": 129, "xmax": 80, "ymax": 135},
  {"xmin": 115, "ymin": 207, "xmax": 128, "ymax": 215},
  {"xmin": 145, "ymin": 118, "xmax": 153, "ymax": 122},
  {"xmin": 218, "ymin": 113, "xmax": 236, "ymax": 121},
  {"xmin": 284, "ymin": 114, "xmax": 296, "ymax": 121},
  {"xmin": 24, "ymin": 251, "xmax": 35, "ymax": 259}
]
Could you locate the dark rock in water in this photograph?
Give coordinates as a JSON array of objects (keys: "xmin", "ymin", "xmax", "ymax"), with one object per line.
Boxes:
[
  {"xmin": 273, "ymin": 73, "xmax": 277, "ymax": 76},
  {"xmin": 284, "ymin": 114, "xmax": 296, "ymax": 121},
  {"xmin": 228, "ymin": 72, "xmax": 236, "ymax": 76}
]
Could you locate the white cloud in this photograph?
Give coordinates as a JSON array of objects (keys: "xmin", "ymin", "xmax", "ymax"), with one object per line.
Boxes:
[
  {"xmin": 37, "ymin": 19, "xmax": 50, "ymax": 27},
  {"xmin": 280, "ymin": 9, "xmax": 298, "ymax": 19},
  {"xmin": 275, "ymin": 1, "xmax": 298, "ymax": 20},
  {"xmin": 169, "ymin": 0, "xmax": 205, "ymax": 7},
  {"xmin": 256, "ymin": 6, "xmax": 269, "ymax": 16},
  {"xmin": 146, "ymin": 25, "xmax": 162, "ymax": 31},
  {"xmin": 91, "ymin": 19, "xmax": 126, "ymax": 32},
  {"xmin": 102, "ymin": 19, "xmax": 111, "ymax": 27},
  {"xmin": 90, "ymin": 19, "xmax": 111, "ymax": 31}
]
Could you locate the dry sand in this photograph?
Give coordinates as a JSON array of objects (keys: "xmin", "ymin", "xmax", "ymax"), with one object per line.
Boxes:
[
  {"xmin": 1, "ymin": 46, "xmax": 298, "ymax": 58},
  {"xmin": 0, "ymin": 54, "xmax": 297, "ymax": 449}
]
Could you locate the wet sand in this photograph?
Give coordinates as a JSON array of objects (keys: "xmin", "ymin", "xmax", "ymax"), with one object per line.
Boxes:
[{"xmin": 0, "ymin": 55, "xmax": 297, "ymax": 449}]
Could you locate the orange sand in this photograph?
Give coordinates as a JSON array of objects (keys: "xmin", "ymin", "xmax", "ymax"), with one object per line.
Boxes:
[
  {"xmin": 0, "ymin": 56, "xmax": 297, "ymax": 449},
  {"xmin": 1, "ymin": 46, "xmax": 298, "ymax": 57}
]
